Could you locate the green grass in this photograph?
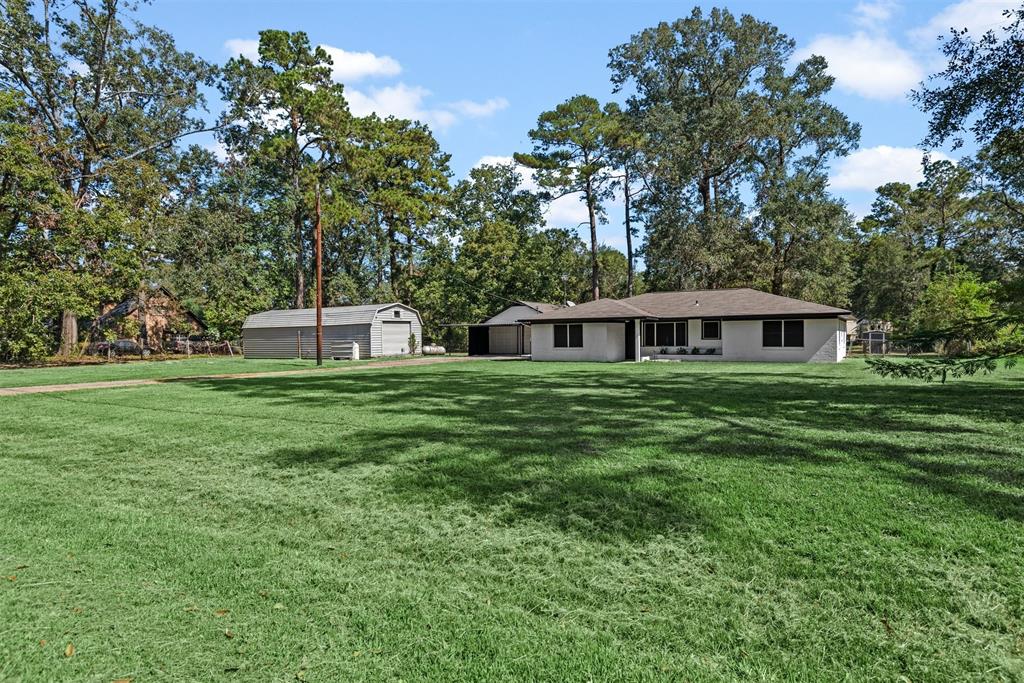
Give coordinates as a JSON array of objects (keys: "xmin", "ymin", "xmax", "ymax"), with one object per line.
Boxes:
[
  {"xmin": 0, "ymin": 356, "xmax": 409, "ymax": 388},
  {"xmin": 1, "ymin": 359, "xmax": 1022, "ymax": 681}
]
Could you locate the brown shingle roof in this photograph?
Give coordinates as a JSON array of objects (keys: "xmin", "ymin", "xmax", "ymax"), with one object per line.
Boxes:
[
  {"xmin": 524, "ymin": 298, "xmax": 653, "ymax": 322},
  {"xmin": 527, "ymin": 288, "xmax": 850, "ymax": 323}
]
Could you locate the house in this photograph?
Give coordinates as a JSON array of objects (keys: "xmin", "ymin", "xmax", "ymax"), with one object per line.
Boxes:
[
  {"xmin": 93, "ymin": 286, "xmax": 206, "ymax": 351},
  {"xmin": 467, "ymin": 301, "xmax": 563, "ymax": 356},
  {"xmin": 526, "ymin": 288, "xmax": 853, "ymax": 363},
  {"xmin": 241, "ymin": 303, "xmax": 422, "ymax": 359}
]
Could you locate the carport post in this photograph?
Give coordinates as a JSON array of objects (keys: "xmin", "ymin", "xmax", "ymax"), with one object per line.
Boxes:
[{"xmin": 634, "ymin": 318, "xmax": 641, "ymax": 362}]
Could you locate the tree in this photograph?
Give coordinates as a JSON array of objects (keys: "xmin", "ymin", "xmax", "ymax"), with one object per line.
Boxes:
[
  {"xmin": 515, "ymin": 95, "xmax": 617, "ymax": 300},
  {"xmin": 748, "ymin": 55, "xmax": 859, "ymax": 302},
  {"xmin": 908, "ymin": 268, "xmax": 995, "ymax": 346},
  {"xmin": 604, "ymin": 103, "xmax": 647, "ymax": 297},
  {"xmin": 869, "ymin": 5, "xmax": 1024, "ymax": 380},
  {"xmin": 596, "ymin": 246, "xmax": 634, "ymax": 299},
  {"xmin": 349, "ymin": 115, "xmax": 450, "ymax": 301},
  {"xmin": 220, "ymin": 30, "xmax": 352, "ymax": 309},
  {"xmin": 913, "ymin": 5, "xmax": 1024, "ymax": 155},
  {"xmin": 608, "ymin": 7, "xmax": 857, "ymax": 293},
  {"xmin": 0, "ymin": 0, "xmax": 217, "ymax": 355}
]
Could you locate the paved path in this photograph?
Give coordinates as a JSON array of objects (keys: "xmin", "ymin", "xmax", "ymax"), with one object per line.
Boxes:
[{"xmin": 0, "ymin": 355, "xmax": 507, "ymax": 397}]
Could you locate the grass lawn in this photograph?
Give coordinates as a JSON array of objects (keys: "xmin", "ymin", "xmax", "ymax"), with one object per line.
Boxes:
[
  {"xmin": 0, "ymin": 356, "xmax": 414, "ymax": 389},
  {"xmin": 1, "ymin": 359, "xmax": 1022, "ymax": 681}
]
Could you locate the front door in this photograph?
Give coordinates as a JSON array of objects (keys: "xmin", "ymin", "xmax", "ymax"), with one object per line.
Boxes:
[{"xmin": 625, "ymin": 320, "xmax": 635, "ymax": 360}]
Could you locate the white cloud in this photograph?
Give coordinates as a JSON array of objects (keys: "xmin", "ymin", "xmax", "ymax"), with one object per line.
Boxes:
[
  {"xmin": 224, "ymin": 38, "xmax": 504, "ymax": 132},
  {"xmin": 318, "ymin": 45, "xmax": 401, "ymax": 82},
  {"xmin": 796, "ymin": 32, "xmax": 924, "ymax": 101},
  {"xmin": 224, "ymin": 38, "xmax": 259, "ymax": 61},
  {"xmin": 346, "ymin": 83, "xmax": 457, "ymax": 130},
  {"xmin": 853, "ymin": 0, "xmax": 898, "ymax": 28},
  {"xmin": 348, "ymin": 85, "xmax": 506, "ymax": 131},
  {"xmin": 448, "ymin": 97, "xmax": 509, "ymax": 118},
  {"xmin": 831, "ymin": 145, "xmax": 955, "ymax": 191},
  {"xmin": 909, "ymin": 0, "xmax": 1017, "ymax": 45}
]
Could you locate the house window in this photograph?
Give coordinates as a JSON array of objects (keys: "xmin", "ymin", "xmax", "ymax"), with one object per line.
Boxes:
[
  {"xmin": 676, "ymin": 322, "xmax": 688, "ymax": 346},
  {"xmin": 762, "ymin": 320, "xmax": 783, "ymax": 347},
  {"xmin": 655, "ymin": 322, "xmax": 675, "ymax": 347},
  {"xmin": 701, "ymin": 319, "xmax": 720, "ymax": 340},
  {"xmin": 643, "ymin": 323, "xmax": 656, "ymax": 346},
  {"xmin": 393, "ymin": 310, "xmax": 401, "ymax": 318},
  {"xmin": 783, "ymin": 320, "xmax": 804, "ymax": 347},
  {"xmin": 763, "ymin": 320, "xmax": 804, "ymax": 347},
  {"xmin": 554, "ymin": 324, "xmax": 583, "ymax": 348}
]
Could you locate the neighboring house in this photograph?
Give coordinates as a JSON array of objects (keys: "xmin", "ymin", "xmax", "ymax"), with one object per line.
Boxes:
[
  {"xmin": 242, "ymin": 303, "xmax": 422, "ymax": 359},
  {"xmin": 93, "ymin": 286, "xmax": 206, "ymax": 351},
  {"xmin": 467, "ymin": 301, "xmax": 563, "ymax": 356},
  {"xmin": 526, "ymin": 288, "xmax": 853, "ymax": 363}
]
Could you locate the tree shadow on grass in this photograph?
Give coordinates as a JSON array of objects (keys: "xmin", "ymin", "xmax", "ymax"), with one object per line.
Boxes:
[{"xmin": 186, "ymin": 364, "xmax": 1024, "ymax": 539}]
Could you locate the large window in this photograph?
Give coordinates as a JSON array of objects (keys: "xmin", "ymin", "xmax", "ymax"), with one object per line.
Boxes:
[
  {"xmin": 643, "ymin": 321, "xmax": 689, "ymax": 347},
  {"xmin": 763, "ymin": 319, "xmax": 804, "ymax": 347},
  {"xmin": 643, "ymin": 322, "xmax": 656, "ymax": 346},
  {"xmin": 554, "ymin": 323, "xmax": 583, "ymax": 348},
  {"xmin": 655, "ymin": 322, "xmax": 675, "ymax": 347},
  {"xmin": 701, "ymin": 319, "xmax": 721, "ymax": 340}
]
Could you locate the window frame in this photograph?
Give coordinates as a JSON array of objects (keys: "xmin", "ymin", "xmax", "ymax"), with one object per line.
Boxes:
[
  {"xmin": 676, "ymin": 321, "xmax": 688, "ymax": 346},
  {"xmin": 762, "ymin": 319, "xmax": 805, "ymax": 348},
  {"xmin": 553, "ymin": 323, "xmax": 583, "ymax": 349},
  {"xmin": 393, "ymin": 310, "xmax": 401, "ymax": 318},
  {"xmin": 701, "ymin": 319, "xmax": 721, "ymax": 340},
  {"xmin": 655, "ymin": 322, "xmax": 675, "ymax": 348},
  {"xmin": 642, "ymin": 322, "xmax": 656, "ymax": 347}
]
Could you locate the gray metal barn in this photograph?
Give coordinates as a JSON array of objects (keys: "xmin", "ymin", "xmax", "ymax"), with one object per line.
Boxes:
[{"xmin": 242, "ymin": 303, "xmax": 423, "ymax": 359}]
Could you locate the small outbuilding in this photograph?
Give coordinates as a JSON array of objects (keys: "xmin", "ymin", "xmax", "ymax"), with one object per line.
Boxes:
[
  {"xmin": 467, "ymin": 301, "xmax": 562, "ymax": 356},
  {"xmin": 242, "ymin": 303, "xmax": 422, "ymax": 359}
]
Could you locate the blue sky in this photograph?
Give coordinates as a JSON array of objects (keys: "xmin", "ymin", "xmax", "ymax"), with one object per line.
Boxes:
[{"xmin": 137, "ymin": 0, "xmax": 1016, "ymax": 252}]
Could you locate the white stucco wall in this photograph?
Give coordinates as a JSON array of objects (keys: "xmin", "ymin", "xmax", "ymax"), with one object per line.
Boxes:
[
  {"xmin": 722, "ymin": 318, "xmax": 845, "ymax": 362},
  {"xmin": 531, "ymin": 322, "xmax": 626, "ymax": 362}
]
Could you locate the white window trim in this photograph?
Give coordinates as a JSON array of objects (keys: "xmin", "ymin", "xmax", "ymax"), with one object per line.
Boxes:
[
  {"xmin": 701, "ymin": 319, "xmax": 721, "ymax": 340},
  {"xmin": 762, "ymin": 319, "xmax": 806, "ymax": 349}
]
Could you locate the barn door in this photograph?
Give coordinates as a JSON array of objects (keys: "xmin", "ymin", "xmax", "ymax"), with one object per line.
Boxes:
[{"xmin": 382, "ymin": 321, "xmax": 411, "ymax": 355}]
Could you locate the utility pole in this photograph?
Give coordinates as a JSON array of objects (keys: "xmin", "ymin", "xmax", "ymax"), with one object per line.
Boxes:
[{"xmin": 315, "ymin": 182, "xmax": 324, "ymax": 367}]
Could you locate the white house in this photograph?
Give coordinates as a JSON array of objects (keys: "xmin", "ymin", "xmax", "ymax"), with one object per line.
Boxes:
[{"xmin": 527, "ymin": 288, "xmax": 852, "ymax": 363}]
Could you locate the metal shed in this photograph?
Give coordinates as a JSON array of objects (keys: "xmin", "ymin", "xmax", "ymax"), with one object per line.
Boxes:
[{"xmin": 242, "ymin": 303, "xmax": 423, "ymax": 359}]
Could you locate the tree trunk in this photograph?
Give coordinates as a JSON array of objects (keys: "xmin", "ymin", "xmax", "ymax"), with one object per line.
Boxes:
[
  {"xmin": 59, "ymin": 310, "xmax": 78, "ymax": 356},
  {"xmin": 387, "ymin": 221, "xmax": 399, "ymax": 292},
  {"xmin": 698, "ymin": 176, "xmax": 712, "ymax": 217},
  {"xmin": 586, "ymin": 182, "xmax": 600, "ymax": 301},
  {"xmin": 624, "ymin": 167, "xmax": 634, "ymax": 297},
  {"xmin": 294, "ymin": 205, "xmax": 305, "ymax": 308}
]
